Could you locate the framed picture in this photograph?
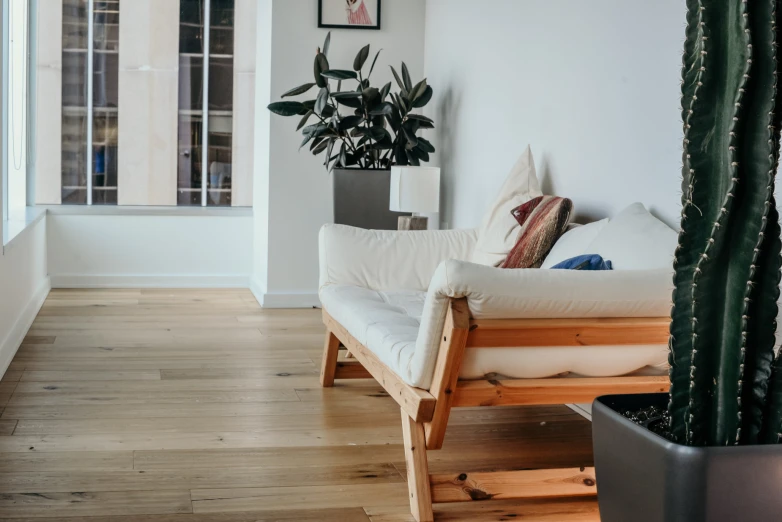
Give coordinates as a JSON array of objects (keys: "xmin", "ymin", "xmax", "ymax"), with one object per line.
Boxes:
[{"xmin": 318, "ymin": 0, "xmax": 381, "ymax": 30}]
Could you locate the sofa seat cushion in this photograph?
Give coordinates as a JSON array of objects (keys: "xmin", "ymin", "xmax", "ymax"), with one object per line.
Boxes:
[{"xmin": 320, "ymin": 284, "xmax": 669, "ymax": 387}]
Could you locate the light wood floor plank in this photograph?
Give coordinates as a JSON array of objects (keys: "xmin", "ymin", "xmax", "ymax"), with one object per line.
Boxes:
[
  {"xmin": 0, "ymin": 463, "xmax": 403, "ymax": 493},
  {"xmin": 159, "ymin": 367, "xmax": 318, "ymax": 380},
  {"xmin": 7, "ymin": 389, "xmax": 301, "ymax": 407},
  {"xmin": 17, "ymin": 344, "xmax": 319, "ymax": 357},
  {"xmin": 20, "ymin": 370, "xmax": 162, "ymax": 382},
  {"xmin": 13, "ymin": 377, "xmax": 323, "ymax": 394},
  {"xmin": 191, "ymin": 483, "xmax": 409, "ymax": 513},
  {"xmin": 134, "ymin": 445, "xmax": 407, "ymax": 471},
  {"xmin": 0, "ymin": 426, "xmax": 403, "ymax": 452},
  {"xmin": 13, "ymin": 413, "xmax": 401, "ymax": 435},
  {"xmin": 0, "ymin": 490, "xmax": 192, "ymax": 518},
  {"xmin": 0, "ymin": 420, "xmax": 18, "ymax": 435},
  {"xmin": 0, "ymin": 451, "xmax": 134, "ymax": 472},
  {"xmin": 1, "ymin": 370, "xmax": 23, "ymax": 383},
  {"xmin": 0, "ymin": 507, "xmax": 371, "ymax": 521},
  {"xmin": 1, "ymin": 398, "xmax": 400, "ymax": 420},
  {"xmin": 8, "ymin": 357, "xmax": 317, "ymax": 371}
]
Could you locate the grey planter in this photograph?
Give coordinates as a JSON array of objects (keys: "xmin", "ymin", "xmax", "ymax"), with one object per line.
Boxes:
[
  {"xmin": 592, "ymin": 393, "xmax": 782, "ymax": 522},
  {"xmin": 333, "ymin": 168, "xmax": 410, "ymax": 230}
]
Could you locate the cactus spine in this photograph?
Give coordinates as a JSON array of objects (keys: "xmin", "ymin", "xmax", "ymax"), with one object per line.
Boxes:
[{"xmin": 668, "ymin": 0, "xmax": 782, "ymax": 446}]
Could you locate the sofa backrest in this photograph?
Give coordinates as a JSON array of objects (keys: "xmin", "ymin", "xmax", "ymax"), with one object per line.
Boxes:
[{"xmin": 319, "ymin": 225, "xmax": 479, "ymax": 292}]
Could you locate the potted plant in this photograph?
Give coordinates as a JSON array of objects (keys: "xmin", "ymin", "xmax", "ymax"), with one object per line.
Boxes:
[
  {"xmin": 267, "ymin": 33, "xmax": 435, "ymax": 230},
  {"xmin": 592, "ymin": 2, "xmax": 782, "ymax": 521}
]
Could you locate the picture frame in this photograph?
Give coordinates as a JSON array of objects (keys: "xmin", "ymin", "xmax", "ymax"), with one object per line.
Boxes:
[{"xmin": 318, "ymin": 0, "xmax": 381, "ymax": 30}]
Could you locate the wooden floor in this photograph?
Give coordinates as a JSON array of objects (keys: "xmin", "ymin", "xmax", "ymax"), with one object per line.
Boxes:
[{"xmin": 0, "ymin": 289, "xmax": 599, "ymax": 521}]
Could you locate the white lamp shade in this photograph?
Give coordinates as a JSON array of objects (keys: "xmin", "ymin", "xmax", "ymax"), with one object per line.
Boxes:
[{"xmin": 389, "ymin": 166, "xmax": 441, "ymax": 213}]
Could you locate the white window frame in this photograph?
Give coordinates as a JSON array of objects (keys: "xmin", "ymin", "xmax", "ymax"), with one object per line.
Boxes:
[
  {"xmin": 1, "ymin": 0, "xmax": 10, "ymax": 222},
  {"xmin": 200, "ymin": 0, "xmax": 211, "ymax": 208},
  {"xmin": 85, "ymin": 0, "xmax": 94, "ymax": 205},
  {"xmin": 2, "ymin": 0, "xmax": 31, "ymax": 221},
  {"xmin": 0, "ymin": 0, "xmax": 5, "ymax": 247}
]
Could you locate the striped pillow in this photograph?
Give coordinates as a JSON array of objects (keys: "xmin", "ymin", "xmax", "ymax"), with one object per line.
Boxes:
[{"xmin": 501, "ymin": 196, "xmax": 573, "ymax": 269}]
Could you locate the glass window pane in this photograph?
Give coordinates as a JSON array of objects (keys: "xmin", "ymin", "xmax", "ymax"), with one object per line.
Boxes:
[
  {"xmin": 208, "ymin": 56, "xmax": 232, "ymax": 111},
  {"xmin": 206, "ymin": 0, "xmax": 234, "ymax": 207},
  {"xmin": 62, "ymin": 0, "xmax": 88, "ymax": 204},
  {"xmin": 93, "ymin": 51, "xmax": 119, "ymax": 108},
  {"xmin": 179, "ymin": 55, "xmax": 203, "ymax": 111},
  {"xmin": 61, "ymin": 0, "xmax": 119, "ymax": 206},
  {"xmin": 62, "ymin": 111, "xmax": 88, "ymax": 198},
  {"xmin": 93, "ymin": 1, "xmax": 119, "ymax": 51},
  {"xmin": 62, "ymin": 51, "xmax": 87, "ymax": 107},
  {"xmin": 62, "ymin": 0, "xmax": 88, "ymax": 50},
  {"xmin": 177, "ymin": 114, "xmax": 203, "ymax": 206},
  {"xmin": 92, "ymin": 1, "xmax": 119, "ymax": 205},
  {"xmin": 180, "ymin": 0, "xmax": 204, "ymax": 54},
  {"xmin": 207, "ymin": 115, "xmax": 232, "ymax": 207},
  {"xmin": 93, "ymin": 111, "xmax": 118, "ymax": 205},
  {"xmin": 93, "ymin": 2, "xmax": 119, "ymax": 108},
  {"xmin": 210, "ymin": 0, "xmax": 233, "ymax": 55}
]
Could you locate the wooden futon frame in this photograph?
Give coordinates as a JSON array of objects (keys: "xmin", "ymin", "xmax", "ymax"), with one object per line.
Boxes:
[{"xmin": 320, "ymin": 298, "xmax": 670, "ymax": 522}]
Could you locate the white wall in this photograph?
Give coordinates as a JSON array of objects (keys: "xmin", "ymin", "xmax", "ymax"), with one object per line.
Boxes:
[
  {"xmin": 424, "ymin": 0, "xmax": 685, "ymax": 229},
  {"xmin": 47, "ymin": 214, "xmax": 253, "ymax": 288},
  {"xmin": 253, "ymin": 0, "xmax": 428, "ymax": 307},
  {"xmin": 0, "ymin": 0, "xmax": 49, "ymax": 379},
  {"xmin": 0, "ymin": 218, "xmax": 48, "ymax": 378}
]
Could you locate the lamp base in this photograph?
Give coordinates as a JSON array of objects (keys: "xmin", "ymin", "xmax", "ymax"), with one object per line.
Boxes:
[{"xmin": 398, "ymin": 216, "xmax": 428, "ymax": 231}]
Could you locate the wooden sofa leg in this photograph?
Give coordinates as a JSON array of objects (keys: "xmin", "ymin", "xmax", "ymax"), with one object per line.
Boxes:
[
  {"xmin": 320, "ymin": 331, "xmax": 340, "ymax": 387},
  {"xmin": 401, "ymin": 409, "xmax": 434, "ymax": 522}
]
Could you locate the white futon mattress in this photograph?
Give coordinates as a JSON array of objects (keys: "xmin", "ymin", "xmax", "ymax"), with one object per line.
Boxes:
[{"xmin": 320, "ymin": 285, "xmax": 668, "ymax": 384}]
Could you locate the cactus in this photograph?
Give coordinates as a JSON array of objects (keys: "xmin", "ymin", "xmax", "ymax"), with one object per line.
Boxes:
[{"xmin": 668, "ymin": 0, "xmax": 782, "ymax": 447}]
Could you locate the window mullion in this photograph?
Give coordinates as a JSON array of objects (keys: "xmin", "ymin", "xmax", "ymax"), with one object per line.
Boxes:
[
  {"xmin": 201, "ymin": 0, "xmax": 210, "ymax": 208},
  {"xmin": 86, "ymin": 0, "xmax": 94, "ymax": 206}
]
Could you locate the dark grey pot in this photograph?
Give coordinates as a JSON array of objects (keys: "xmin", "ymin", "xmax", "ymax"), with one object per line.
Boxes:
[
  {"xmin": 593, "ymin": 393, "xmax": 782, "ymax": 522},
  {"xmin": 333, "ymin": 168, "xmax": 410, "ymax": 230}
]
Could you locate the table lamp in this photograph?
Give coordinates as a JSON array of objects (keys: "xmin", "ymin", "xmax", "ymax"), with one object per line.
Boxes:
[{"xmin": 389, "ymin": 166, "xmax": 441, "ymax": 230}]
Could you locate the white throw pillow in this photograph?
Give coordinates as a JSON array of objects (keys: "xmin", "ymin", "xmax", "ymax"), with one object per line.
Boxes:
[
  {"xmin": 541, "ymin": 219, "xmax": 610, "ymax": 269},
  {"xmin": 585, "ymin": 203, "xmax": 678, "ymax": 270},
  {"xmin": 470, "ymin": 146, "xmax": 543, "ymax": 266}
]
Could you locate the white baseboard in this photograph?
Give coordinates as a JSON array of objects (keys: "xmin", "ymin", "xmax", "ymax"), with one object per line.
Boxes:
[
  {"xmin": 0, "ymin": 277, "xmax": 51, "ymax": 377},
  {"xmin": 260, "ymin": 292, "xmax": 320, "ymax": 309},
  {"xmin": 50, "ymin": 274, "xmax": 250, "ymax": 289},
  {"xmin": 249, "ymin": 276, "xmax": 266, "ymax": 307},
  {"xmin": 250, "ymin": 289, "xmax": 320, "ymax": 309}
]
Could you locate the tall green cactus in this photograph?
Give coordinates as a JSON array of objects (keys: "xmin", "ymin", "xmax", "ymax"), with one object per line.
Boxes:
[{"xmin": 668, "ymin": 0, "xmax": 782, "ymax": 447}]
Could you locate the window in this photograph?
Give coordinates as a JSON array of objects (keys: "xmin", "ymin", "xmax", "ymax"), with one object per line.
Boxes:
[
  {"xmin": 2, "ymin": 0, "xmax": 30, "ymax": 219},
  {"xmin": 178, "ymin": 0, "xmax": 235, "ymax": 207},
  {"xmin": 47, "ymin": 0, "xmax": 250, "ymax": 208},
  {"xmin": 61, "ymin": 0, "xmax": 120, "ymax": 205}
]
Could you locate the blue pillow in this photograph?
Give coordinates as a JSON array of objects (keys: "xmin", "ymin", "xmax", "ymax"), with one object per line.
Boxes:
[{"xmin": 550, "ymin": 254, "xmax": 613, "ymax": 271}]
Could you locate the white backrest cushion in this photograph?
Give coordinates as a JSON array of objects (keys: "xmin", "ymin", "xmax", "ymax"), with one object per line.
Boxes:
[
  {"xmin": 469, "ymin": 146, "xmax": 543, "ymax": 267},
  {"xmin": 319, "ymin": 225, "xmax": 479, "ymax": 292},
  {"xmin": 541, "ymin": 219, "xmax": 610, "ymax": 269},
  {"xmin": 585, "ymin": 203, "xmax": 678, "ymax": 270}
]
